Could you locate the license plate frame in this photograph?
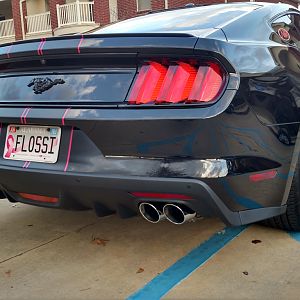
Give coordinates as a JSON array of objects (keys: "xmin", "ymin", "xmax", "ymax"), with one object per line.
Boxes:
[{"xmin": 3, "ymin": 124, "xmax": 62, "ymax": 164}]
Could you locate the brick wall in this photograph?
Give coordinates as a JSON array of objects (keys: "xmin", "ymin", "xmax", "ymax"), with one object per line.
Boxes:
[
  {"xmin": 282, "ymin": 0, "xmax": 298, "ymax": 5},
  {"xmin": 115, "ymin": 0, "xmax": 300, "ymax": 21},
  {"xmin": 255, "ymin": 0, "xmax": 298, "ymax": 6},
  {"xmin": 116, "ymin": 0, "xmax": 225, "ymax": 21},
  {"xmin": 151, "ymin": 0, "xmax": 165, "ymax": 10},
  {"xmin": 226, "ymin": 0, "xmax": 245, "ymax": 2},
  {"xmin": 167, "ymin": 0, "xmax": 223, "ymax": 8},
  {"xmin": 168, "ymin": 0, "xmax": 299, "ymax": 7},
  {"xmin": 118, "ymin": 0, "xmax": 137, "ymax": 20},
  {"xmin": 94, "ymin": 0, "xmax": 110, "ymax": 25},
  {"xmin": 168, "ymin": 0, "xmax": 299, "ymax": 8}
]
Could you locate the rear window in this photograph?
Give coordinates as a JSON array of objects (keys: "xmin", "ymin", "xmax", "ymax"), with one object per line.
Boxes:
[{"xmin": 95, "ymin": 4, "xmax": 259, "ymax": 34}]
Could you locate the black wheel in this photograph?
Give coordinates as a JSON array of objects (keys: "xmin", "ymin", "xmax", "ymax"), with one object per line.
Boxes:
[{"xmin": 261, "ymin": 156, "xmax": 300, "ymax": 231}]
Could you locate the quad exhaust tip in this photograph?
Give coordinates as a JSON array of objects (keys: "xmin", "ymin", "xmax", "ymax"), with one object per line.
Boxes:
[
  {"xmin": 163, "ymin": 204, "xmax": 196, "ymax": 225},
  {"xmin": 139, "ymin": 203, "xmax": 166, "ymax": 224},
  {"xmin": 139, "ymin": 202, "xmax": 196, "ymax": 225}
]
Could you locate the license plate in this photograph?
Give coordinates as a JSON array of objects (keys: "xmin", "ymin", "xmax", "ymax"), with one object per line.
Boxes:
[{"xmin": 3, "ymin": 125, "xmax": 61, "ymax": 164}]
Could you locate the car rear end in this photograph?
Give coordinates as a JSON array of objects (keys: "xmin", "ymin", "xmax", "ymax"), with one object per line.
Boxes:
[{"xmin": 0, "ymin": 4, "xmax": 290, "ymax": 226}]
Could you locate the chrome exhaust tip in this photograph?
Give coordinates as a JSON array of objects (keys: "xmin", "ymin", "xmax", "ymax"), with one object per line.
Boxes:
[
  {"xmin": 139, "ymin": 203, "xmax": 166, "ymax": 224},
  {"xmin": 163, "ymin": 204, "xmax": 196, "ymax": 225}
]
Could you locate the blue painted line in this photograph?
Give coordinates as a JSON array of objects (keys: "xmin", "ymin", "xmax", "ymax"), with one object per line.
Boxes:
[
  {"xmin": 289, "ymin": 232, "xmax": 300, "ymax": 242},
  {"xmin": 127, "ymin": 226, "xmax": 247, "ymax": 300},
  {"xmin": 277, "ymin": 172, "xmax": 295, "ymax": 180}
]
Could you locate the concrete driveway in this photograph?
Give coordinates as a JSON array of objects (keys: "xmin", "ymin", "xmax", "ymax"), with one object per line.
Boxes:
[{"xmin": 1, "ymin": 199, "xmax": 300, "ymax": 300}]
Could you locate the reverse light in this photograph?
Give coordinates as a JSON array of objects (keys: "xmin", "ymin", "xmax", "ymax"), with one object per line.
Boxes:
[{"xmin": 128, "ymin": 61, "xmax": 225, "ymax": 105}]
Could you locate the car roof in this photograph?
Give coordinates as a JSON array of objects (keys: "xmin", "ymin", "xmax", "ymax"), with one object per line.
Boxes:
[{"xmin": 94, "ymin": 2, "xmax": 294, "ymax": 37}]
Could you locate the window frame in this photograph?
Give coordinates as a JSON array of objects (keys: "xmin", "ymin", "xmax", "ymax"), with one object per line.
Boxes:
[{"xmin": 136, "ymin": 0, "xmax": 152, "ymax": 12}]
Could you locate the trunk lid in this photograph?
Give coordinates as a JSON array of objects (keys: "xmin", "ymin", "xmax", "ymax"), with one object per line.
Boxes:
[{"xmin": 0, "ymin": 34, "xmax": 198, "ymax": 105}]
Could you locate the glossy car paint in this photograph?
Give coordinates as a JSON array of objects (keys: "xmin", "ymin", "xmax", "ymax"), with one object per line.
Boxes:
[{"xmin": 0, "ymin": 3, "xmax": 298, "ymax": 225}]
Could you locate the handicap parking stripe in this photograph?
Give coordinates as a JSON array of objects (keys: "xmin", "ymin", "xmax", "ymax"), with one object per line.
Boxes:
[
  {"xmin": 127, "ymin": 226, "xmax": 247, "ymax": 300},
  {"xmin": 289, "ymin": 232, "xmax": 300, "ymax": 242}
]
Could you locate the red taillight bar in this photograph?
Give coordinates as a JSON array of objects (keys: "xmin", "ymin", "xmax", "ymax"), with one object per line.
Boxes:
[
  {"xmin": 128, "ymin": 62, "xmax": 167, "ymax": 104},
  {"xmin": 156, "ymin": 62, "xmax": 197, "ymax": 104},
  {"xmin": 188, "ymin": 63, "xmax": 223, "ymax": 103},
  {"xmin": 128, "ymin": 61, "xmax": 225, "ymax": 105}
]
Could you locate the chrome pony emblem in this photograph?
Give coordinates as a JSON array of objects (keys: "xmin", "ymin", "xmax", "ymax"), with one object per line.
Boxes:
[{"xmin": 27, "ymin": 77, "xmax": 65, "ymax": 94}]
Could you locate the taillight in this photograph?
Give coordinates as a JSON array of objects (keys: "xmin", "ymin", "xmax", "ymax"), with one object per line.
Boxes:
[
  {"xmin": 128, "ymin": 62, "xmax": 167, "ymax": 104},
  {"xmin": 128, "ymin": 61, "xmax": 225, "ymax": 105}
]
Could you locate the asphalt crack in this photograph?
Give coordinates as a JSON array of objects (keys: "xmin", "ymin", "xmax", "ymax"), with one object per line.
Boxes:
[
  {"xmin": 0, "ymin": 234, "xmax": 67, "ymax": 264},
  {"xmin": 0, "ymin": 221, "xmax": 98, "ymax": 264},
  {"xmin": 75, "ymin": 222, "xmax": 96, "ymax": 233}
]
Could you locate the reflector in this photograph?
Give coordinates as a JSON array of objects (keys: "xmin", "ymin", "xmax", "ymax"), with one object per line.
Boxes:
[
  {"xmin": 249, "ymin": 170, "xmax": 277, "ymax": 182},
  {"xmin": 18, "ymin": 193, "xmax": 59, "ymax": 203}
]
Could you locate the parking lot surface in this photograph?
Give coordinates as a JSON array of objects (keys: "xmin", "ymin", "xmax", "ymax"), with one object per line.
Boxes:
[{"xmin": 1, "ymin": 200, "xmax": 300, "ymax": 300}]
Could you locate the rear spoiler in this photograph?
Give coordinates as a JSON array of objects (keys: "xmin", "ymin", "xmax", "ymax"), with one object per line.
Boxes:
[
  {"xmin": 0, "ymin": 33, "xmax": 198, "ymax": 63},
  {"xmin": 0, "ymin": 32, "xmax": 237, "ymax": 77}
]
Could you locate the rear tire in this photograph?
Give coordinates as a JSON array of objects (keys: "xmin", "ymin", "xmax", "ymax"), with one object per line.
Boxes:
[{"xmin": 261, "ymin": 156, "xmax": 300, "ymax": 231}]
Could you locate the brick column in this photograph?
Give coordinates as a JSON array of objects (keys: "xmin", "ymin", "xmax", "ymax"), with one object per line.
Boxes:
[
  {"xmin": 11, "ymin": 0, "xmax": 27, "ymax": 40},
  {"xmin": 22, "ymin": 1, "xmax": 27, "ymax": 35},
  {"xmin": 94, "ymin": 0, "xmax": 110, "ymax": 26},
  {"xmin": 152, "ymin": 0, "xmax": 165, "ymax": 10},
  {"xmin": 48, "ymin": 0, "xmax": 65, "ymax": 32}
]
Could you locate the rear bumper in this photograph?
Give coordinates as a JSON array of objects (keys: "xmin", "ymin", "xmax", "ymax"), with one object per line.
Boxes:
[
  {"xmin": 0, "ymin": 164, "xmax": 286, "ymax": 226},
  {"xmin": 0, "ymin": 92, "xmax": 295, "ymax": 226}
]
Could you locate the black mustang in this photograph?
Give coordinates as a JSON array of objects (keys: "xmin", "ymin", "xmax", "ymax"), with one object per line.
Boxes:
[{"xmin": 0, "ymin": 3, "xmax": 299, "ymax": 230}]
